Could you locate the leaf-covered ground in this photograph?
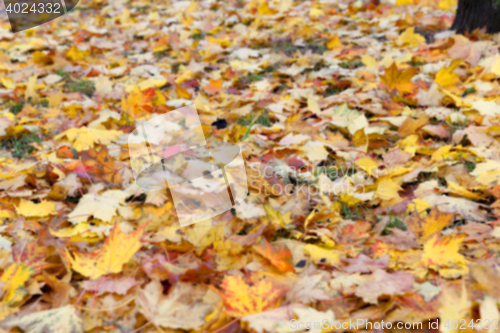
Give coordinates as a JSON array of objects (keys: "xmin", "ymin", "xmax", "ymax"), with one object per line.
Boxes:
[{"xmin": 2, "ymin": 0, "xmax": 500, "ymax": 332}]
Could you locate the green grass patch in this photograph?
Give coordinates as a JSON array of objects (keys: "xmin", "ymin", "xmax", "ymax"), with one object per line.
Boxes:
[
  {"xmin": 464, "ymin": 160, "xmax": 476, "ymax": 173},
  {"xmin": 340, "ymin": 200, "xmax": 361, "ymax": 220},
  {"xmin": 382, "ymin": 216, "xmax": 407, "ymax": 235},
  {"xmin": 9, "ymin": 100, "xmax": 25, "ymax": 115},
  {"xmin": 57, "ymin": 70, "xmax": 95, "ymax": 97},
  {"xmin": 1, "ymin": 133, "xmax": 42, "ymax": 158},
  {"xmin": 339, "ymin": 59, "xmax": 363, "ymax": 69},
  {"xmin": 238, "ymin": 110, "xmax": 273, "ymax": 127},
  {"xmin": 191, "ymin": 32, "xmax": 206, "ymax": 40},
  {"xmin": 462, "ymin": 87, "xmax": 477, "ymax": 97},
  {"xmin": 7, "ymin": 98, "xmax": 49, "ymax": 115}
]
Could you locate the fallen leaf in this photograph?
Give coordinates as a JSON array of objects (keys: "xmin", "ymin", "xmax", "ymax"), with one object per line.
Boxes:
[
  {"xmin": 241, "ymin": 303, "xmax": 305, "ymax": 333},
  {"xmin": 217, "ymin": 275, "xmax": 285, "ymax": 317},
  {"xmin": 0, "ymin": 263, "xmax": 33, "ymax": 305},
  {"xmin": 420, "ymin": 234, "xmax": 468, "ymax": 278},
  {"xmin": 286, "ymin": 273, "xmax": 329, "ymax": 303},
  {"xmin": 343, "ymin": 254, "xmax": 389, "ymax": 273},
  {"xmin": 67, "ymin": 190, "xmax": 133, "ymax": 224},
  {"xmin": 414, "ymin": 281, "xmax": 441, "ymax": 302},
  {"xmin": 435, "ymin": 60, "xmax": 462, "ymax": 88},
  {"xmin": 15, "ymin": 200, "xmax": 56, "ymax": 218},
  {"xmin": 380, "ymin": 63, "xmax": 417, "ymax": 94},
  {"xmin": 138, "ymin": 280, "xmax": 219, "ymax": 330},
  {"xmin": 326, "ymin": 34, "xmax": 343, "ymax": 50},
  {"xmin": 254, "ymin": 239, "xmax": 294, "ymax": 273},
  {"xmin": 396, "ymin": 27, "xmax": 426, "ymax": 47},
  {"xmin": 304, "ymin": 244, "xmax": 341, "ymax": 266},
  {"xmin": 355, "ymin": 269, "xmax": 413, "ymax": 304},
  {"xmin": 54, "ymin": 127, "xmax": 123, "ymax": 152},
  {"xmin": 480, "ymin": 296, "xmax": 500, "ymax": 333},
  {"xmin": 407, "ymin": 207, "xmax": 454, "ymax": 242},
  {"xmin": 81, "ymin": 276, "xmax": 137, "ymax": 295},
  {"xmin": 439, "ymin": 283, "xmax": 471, "ymax": 333},
  {"xmin": 67, "ymin": 224, "xmax": 145, "ymax": 279},
  {"xmin": 1, "ymin": 305, "xmax": 83, "ymax": 333}
]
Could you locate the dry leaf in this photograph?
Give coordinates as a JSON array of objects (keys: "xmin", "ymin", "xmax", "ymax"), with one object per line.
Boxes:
[
  {"xmin": 217, "ymin": 275, "xmax": 285, "ymax": 317},
  {"xmin": 138, "ymin": 280, "xmax": 219, "ymax": 330},
  {"xmin": 355, "ymin": 269, "xmax": 413, "ymax": 304},
  {"xmin": 67, "ymin": 224, "xmax": 145, "ymax": 279},
  {"xmin": 1, "ymin": 305, "xmax": 83, "ymax": 333}
]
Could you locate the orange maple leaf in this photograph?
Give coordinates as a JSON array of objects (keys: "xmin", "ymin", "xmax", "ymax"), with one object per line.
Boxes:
[
  {"xmin": 121, "ymin": 88, "xmax": 156, "ymax": 117},
  {"xmin": 203, "ymin": 79, "xmax": 223, "ymax": 95},
  {"xmin": 80, "ymin": 146, "xmax": 123, "ymax": 185},
  {"xmin": 253, "ymin": 239, "xmax": 294, "ymax": 273},
  {"xmin": 217, "ymin": 275, "xmax": 285, "ymax": 317},
  {"xmin": 380, "ymin": 63, "xmax": 417, "ymax": 94}
]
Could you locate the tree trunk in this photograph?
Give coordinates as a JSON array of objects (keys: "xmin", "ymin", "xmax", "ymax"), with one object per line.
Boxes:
[{"xmin": 451, "ymin": 0, "xmax": 500, "ymax": 34}]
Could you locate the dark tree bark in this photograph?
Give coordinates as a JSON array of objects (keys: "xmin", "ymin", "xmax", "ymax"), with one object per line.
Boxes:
[{"xmin": 451, "ymin": 0, "xmax": 500, "ymax": 34}]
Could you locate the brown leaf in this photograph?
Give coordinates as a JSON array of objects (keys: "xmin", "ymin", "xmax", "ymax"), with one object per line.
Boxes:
[
  {"xmin": 343, "ymin": 254, "xmax": 389, "ymax": 273},
  {"xmin": 355, "ymin": 269, "xmax": 413, "ymax": 304}
]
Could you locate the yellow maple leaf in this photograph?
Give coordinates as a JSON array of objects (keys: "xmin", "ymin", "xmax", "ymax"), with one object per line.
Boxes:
[
  {"xmin": 304, "ymin": 244, "xmax": 340, "ymax": 266},
  {"xmin": 397, "ymin": 134, "xmax": 420, "ymax": 155},
  {"xmin": 32, "ymin": 51, "xmax": 53, "ymax": 66},
  {"xmin": 138, "ymin": 76, "xmax": 167, "ymax": 91},
  {"xmin": 54, "ymin": 127, "xmax": 123, "ymax": 151},
  {"xmin": 67, "ymin": 224, "xmax": 146, "ymax": 279},
  {"xmin": 407, "ymin": 207, "xmax": 454, "ymax": 243},
  {"xmin": 217, "ymin": 275, "xmax": 284, "ymax": 317},
  {"xmin": 438, "ymin": 0, "xmax": 457, "ymax": 10},
  {"xmin": 257, "ymin": 0, "xmax": 277, "ymax": 15},
  {"xmin": 421, "ymin": 234, "xmax": 468, "ymax": 278},
  {"xmin": 396, "ymin": 0, "xmax": 414, "ymax": 4},
  {"xmin": 263, "ymin": 205, "xmax": 292, "ymax": 229},
  {"xmin": 431, "ymin": 145, "xmax": 453, "ymax": 162},
  {"xmin": 375, "ymin": 178, "xmax": 402, "ymax": 201},
  {"xmin": 0, "ymin": 263, "xmax": 34, "ymax": 305},
  {"xmin": 380, "ymin": 63, "xmax": 417, "ymax": 94},
  {"xmin": 355, "ymin": 157, "xmax": 379, "ymax": 177},
  {"xmin": 396, "ymin": 27, "xmax": 426, "ymax": 47},
  {"xmin": 65, "ymin": 46, "xmax": 90, "ymax": 62},
  {"xmin": 406, "ymin": 198, "xmax": 432, "ymax": 217},
  {"xmin": 16, "ymin": 200, "xmax": 56, "ymax": 218},
  {"xmin": 326, "ymin": 34, "xmax": 343, "ymax": 50},
  {"xmin": 435, "ymin": 59, "xmax": 462, "ymax": 88}
]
